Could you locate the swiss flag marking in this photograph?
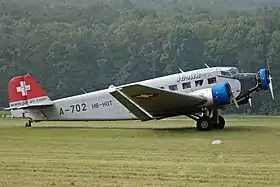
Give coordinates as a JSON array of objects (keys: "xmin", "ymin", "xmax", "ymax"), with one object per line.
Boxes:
[
  {"xmin": 16, "ymin": 81, "xmax": 31, "ymax": 96},
  {"xmin": 8, "ymin": 74, "xmax": 47, "ymax": 103}
]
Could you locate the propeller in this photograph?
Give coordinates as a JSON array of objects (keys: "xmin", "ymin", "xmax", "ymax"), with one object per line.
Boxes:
[
  {"xmin": 231, "ymin": 92, "xmax": 239, "ymax": 109},
  {"xmin": 266, "ymin": 59, "xmax": 275, "ymax": 100},
  {"xmin": 248, "ymin": 97, "xmax": 252, "ymax": 107},
  {"xmin": 226, "ymin": 83, "xmax": 239, "ymax": 109}
]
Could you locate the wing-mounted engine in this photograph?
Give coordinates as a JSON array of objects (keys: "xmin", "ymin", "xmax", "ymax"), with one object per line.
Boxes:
[{"xmin": 189, "ymin": 82, "xmax": 237, "ymax": 107}]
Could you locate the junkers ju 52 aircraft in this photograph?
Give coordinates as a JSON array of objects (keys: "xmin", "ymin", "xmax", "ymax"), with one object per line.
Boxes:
[{"xmin": 5, "ymin": 63, "xmax": 274, "ymax": 131}]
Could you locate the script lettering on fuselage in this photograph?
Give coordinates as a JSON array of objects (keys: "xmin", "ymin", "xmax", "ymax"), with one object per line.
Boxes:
[
  {"xmin": 177, "ymin": 73, "xmax": 201, "ymax": 82},
  {"xmin": 59, "ymin": 100, "xmax": 113, "ymax": 116}
]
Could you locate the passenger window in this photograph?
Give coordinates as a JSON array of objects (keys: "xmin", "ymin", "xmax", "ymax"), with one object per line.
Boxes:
[
  {"xmin": 160, "ymin": 87, "xmax": 164, "ymax": 89},
  {"xmin": 169, "ymin": 85, "xmax": 178, "ymax": 91},
  {"xmin": 208, "ymin": 77, "xmax": 216, "ymax": 84},
  {"xmin": 195, "ymin": 80, "xmax": 203, "ymax": 87},
  {"xmin": 182, "ymin": 82, "xmax": 191, "ymax": 89}
]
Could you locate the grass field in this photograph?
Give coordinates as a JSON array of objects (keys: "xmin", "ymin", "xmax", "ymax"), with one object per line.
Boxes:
[
  {"xmin": 0, "ymin": 110, "xmax": 10, "ymax": 116},
  {"xmin": 0, "ymin": 116, "xmax": 280, "ymax": 187}
]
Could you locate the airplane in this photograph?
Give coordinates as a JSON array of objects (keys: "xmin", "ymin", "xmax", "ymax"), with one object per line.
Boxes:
[{"xmin": 5, "ymin": 62, "xmax": 274, "ymax": 131}]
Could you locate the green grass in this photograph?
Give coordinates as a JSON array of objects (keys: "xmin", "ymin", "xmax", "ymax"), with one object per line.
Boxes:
[
  {"xmin": 0, "ymin": 116, "xmax": 280, "ymax": 187},
  {"xmin": 0, "ymin": 110, "xmax": 10, "ymax": 116}
]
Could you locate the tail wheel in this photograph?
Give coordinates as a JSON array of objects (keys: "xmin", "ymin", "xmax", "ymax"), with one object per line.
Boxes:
[
  {"xmin": 196, "ymin": 116, "xmax": 213, "ymax": 131},
  {"xmin": 25, "ymin": 120, "xmax": 32, "ymax": 127}
]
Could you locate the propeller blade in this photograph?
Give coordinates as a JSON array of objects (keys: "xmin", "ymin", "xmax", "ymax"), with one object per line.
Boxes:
[
  {"xmin": 226, "ymin": 83, "xmax": 239, "ymax": 109},
  {"xmin": 266, "ymin": 59, "xmax": 271, "ymax": 72},
  {"xmin": 230, "ymin": 90, "xmax": 239, "ymax": 109},
  {"xmin": 248, "ymin": 97, "xmax": 252, "ymax": 107},
  {"xmin": 266, "ymin": 59, "xmax": 275, "ymax": 100},
  {"xmin": 232, "ymin": 95, "xmax": 239, "ymax": 109},
  {"xmin": 269, "ymin": 77, "xmax": 275, "ymax": 100}
]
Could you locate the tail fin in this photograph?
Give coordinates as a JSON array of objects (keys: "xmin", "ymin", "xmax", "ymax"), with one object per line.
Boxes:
[{"xmin": 6, "ymin": 73, "xmax": 53, "ymax": 110}]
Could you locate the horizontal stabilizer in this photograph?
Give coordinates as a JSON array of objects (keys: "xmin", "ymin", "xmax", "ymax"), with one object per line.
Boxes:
[{"xmin": 5, "ymin": 102, "xmax": 53, "ymax": 110}]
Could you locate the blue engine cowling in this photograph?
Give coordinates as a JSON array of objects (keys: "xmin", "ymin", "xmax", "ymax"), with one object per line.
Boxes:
[
  {"xmin": 258, "ymin": 69, "xmax": 269, "ymax": 90},
  {"xmin": 211, "ymin": 82, "xmax": 232, "ymax": 106}
]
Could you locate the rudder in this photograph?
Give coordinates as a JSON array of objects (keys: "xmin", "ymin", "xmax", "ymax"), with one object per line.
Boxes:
[{"xmin": 7, "ymin": 73, "xmax": 52, "ymax": 109}]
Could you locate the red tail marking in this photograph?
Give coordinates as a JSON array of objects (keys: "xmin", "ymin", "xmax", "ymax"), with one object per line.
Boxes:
[
  {"xmin": 23, "ymin": 74, "xmax": 47, "ymax": 100},
  {"xmin": 8, "ymin": 74, "xmax": 46, "ymax": 103},
  {"xmin": 8, "ymin": 76, "xmax": 26, "ymax": 102}
]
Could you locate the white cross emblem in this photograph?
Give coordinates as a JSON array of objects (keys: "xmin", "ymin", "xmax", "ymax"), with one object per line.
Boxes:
[{"xmin": 16, "ymin": 81, "xmax": 31, "ymax": 96}]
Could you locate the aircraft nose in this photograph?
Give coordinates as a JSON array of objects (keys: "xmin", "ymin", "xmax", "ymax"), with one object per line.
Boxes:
[{"xmin": 233, "ymin": 73, "xmax": 257, "ymax": 100}]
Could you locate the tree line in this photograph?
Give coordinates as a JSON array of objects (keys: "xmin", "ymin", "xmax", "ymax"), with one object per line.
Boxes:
[{"xmin": 1, "ymin": 0, "xmax": 280, "ymax": 115}]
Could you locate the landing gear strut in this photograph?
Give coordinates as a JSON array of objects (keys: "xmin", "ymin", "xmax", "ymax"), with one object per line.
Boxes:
[
  {"xmin": 25, "ymin": 119, "xmax": 32, "ymax": 127},
  {"xmin": 188, "ymin": 109, "xmax": 226, "ymax": 131}
]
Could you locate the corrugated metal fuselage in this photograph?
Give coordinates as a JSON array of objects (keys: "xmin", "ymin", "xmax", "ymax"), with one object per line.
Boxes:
[{"xmin": 11, "ymin": 67, "xmax": 258, "ymax": 121}]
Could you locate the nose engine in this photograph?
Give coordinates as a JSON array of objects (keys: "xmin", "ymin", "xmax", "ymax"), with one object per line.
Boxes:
[
  {"xmin": 257, "ymin": 69, "xmax": 270, "ymax": 90},
  {"xmin": 256, "ymin": 68, "xmax": 274, "ymax": 100}
]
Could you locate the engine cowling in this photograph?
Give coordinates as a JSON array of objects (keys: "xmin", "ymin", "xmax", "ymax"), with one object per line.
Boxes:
[
  {"xmin": 189, "ymin": 82, "xmax": 232, "ymax": 107},
  {"xmin": 257, "ymin": 69, "xmax": 269, "ymax": 90}
]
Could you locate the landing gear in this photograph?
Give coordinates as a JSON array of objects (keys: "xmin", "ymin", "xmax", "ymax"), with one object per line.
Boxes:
[
  {"xmin": 188, "ymin": 109, "xmax": 226, "ymax": 131},
  {"xmin": 212, "ymin": 115, "xmax": 225, "ymax": 129},
  {"xmin": 25, "ymin": 119, "xmax": 32, "ymax": 127},
  {"xmin": 196, "ymin": 116, "xmax": 213, "ymax": 131},
  {"xmin": 210, "ymin": 109, "xmax": 225, "ymax": 129}
]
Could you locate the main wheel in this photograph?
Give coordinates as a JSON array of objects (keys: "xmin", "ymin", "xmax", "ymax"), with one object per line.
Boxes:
[
  {"xmin": 25, "ymin": 120, "xmax": 32, "ymax": 127},
  {"xmin": 196, "ymin": 116, "xmax": 213, "ymax": 131},
  {"xmin": 212, "ymin": 115, "xmax": 225, "ymax": 129},
  {"xmin": 217, "ymin": 115, "xmax": 225, "ymax": 129}
]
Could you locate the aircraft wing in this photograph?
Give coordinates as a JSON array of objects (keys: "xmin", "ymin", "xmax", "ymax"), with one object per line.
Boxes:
[{"xmin": 110, "ymin": 84, "xmax": 207, "ymax": 121}]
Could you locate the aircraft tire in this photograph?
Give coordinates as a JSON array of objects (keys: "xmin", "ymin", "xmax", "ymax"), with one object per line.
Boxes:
[
  {"xmin": 25, "ymin": 120, "xmax": 32, "ymax": 127},
  {"xmin": 196, "ymin": 116, "xmax": 213, "ymax": 131},
  {"xmin": 217, "ymin": 115, "xmax": 225, "ymax": 129},
  {"xmin": 212, "ymin": 115, "xmax": 225, "ymax": 129}
]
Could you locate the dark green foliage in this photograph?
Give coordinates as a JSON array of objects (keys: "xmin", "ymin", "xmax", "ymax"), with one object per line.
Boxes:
[{"xmin": 1, "ymin": 0, "xmax": 280, "ymax": 115}]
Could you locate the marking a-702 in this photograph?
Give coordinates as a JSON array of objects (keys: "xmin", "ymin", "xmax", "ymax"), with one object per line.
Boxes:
[
  {"xmin": 59, "ymin": 102, "xmax": 87, "ymax": 115},
  {"xmin": 70, "ymin": 103, "xmax": 87, "ymax": 113}
]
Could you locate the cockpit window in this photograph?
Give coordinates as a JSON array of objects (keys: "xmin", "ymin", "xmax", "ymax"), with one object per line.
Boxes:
[
  {"xmin": 229, "ymin": 68, "xmax": 239, "ymax": 75},
  {"xmin": 221, "ymin": 68, "xmax": 239, "ymax": 77},
  {"xmin": 221, "ymin": 71, "xmax": 231, "ymax": 77}
]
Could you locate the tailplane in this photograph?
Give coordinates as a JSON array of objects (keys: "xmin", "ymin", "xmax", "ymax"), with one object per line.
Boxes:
[{"xmin": 5, "ymin": 73, "xmax": 53, "ymax": 110}]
